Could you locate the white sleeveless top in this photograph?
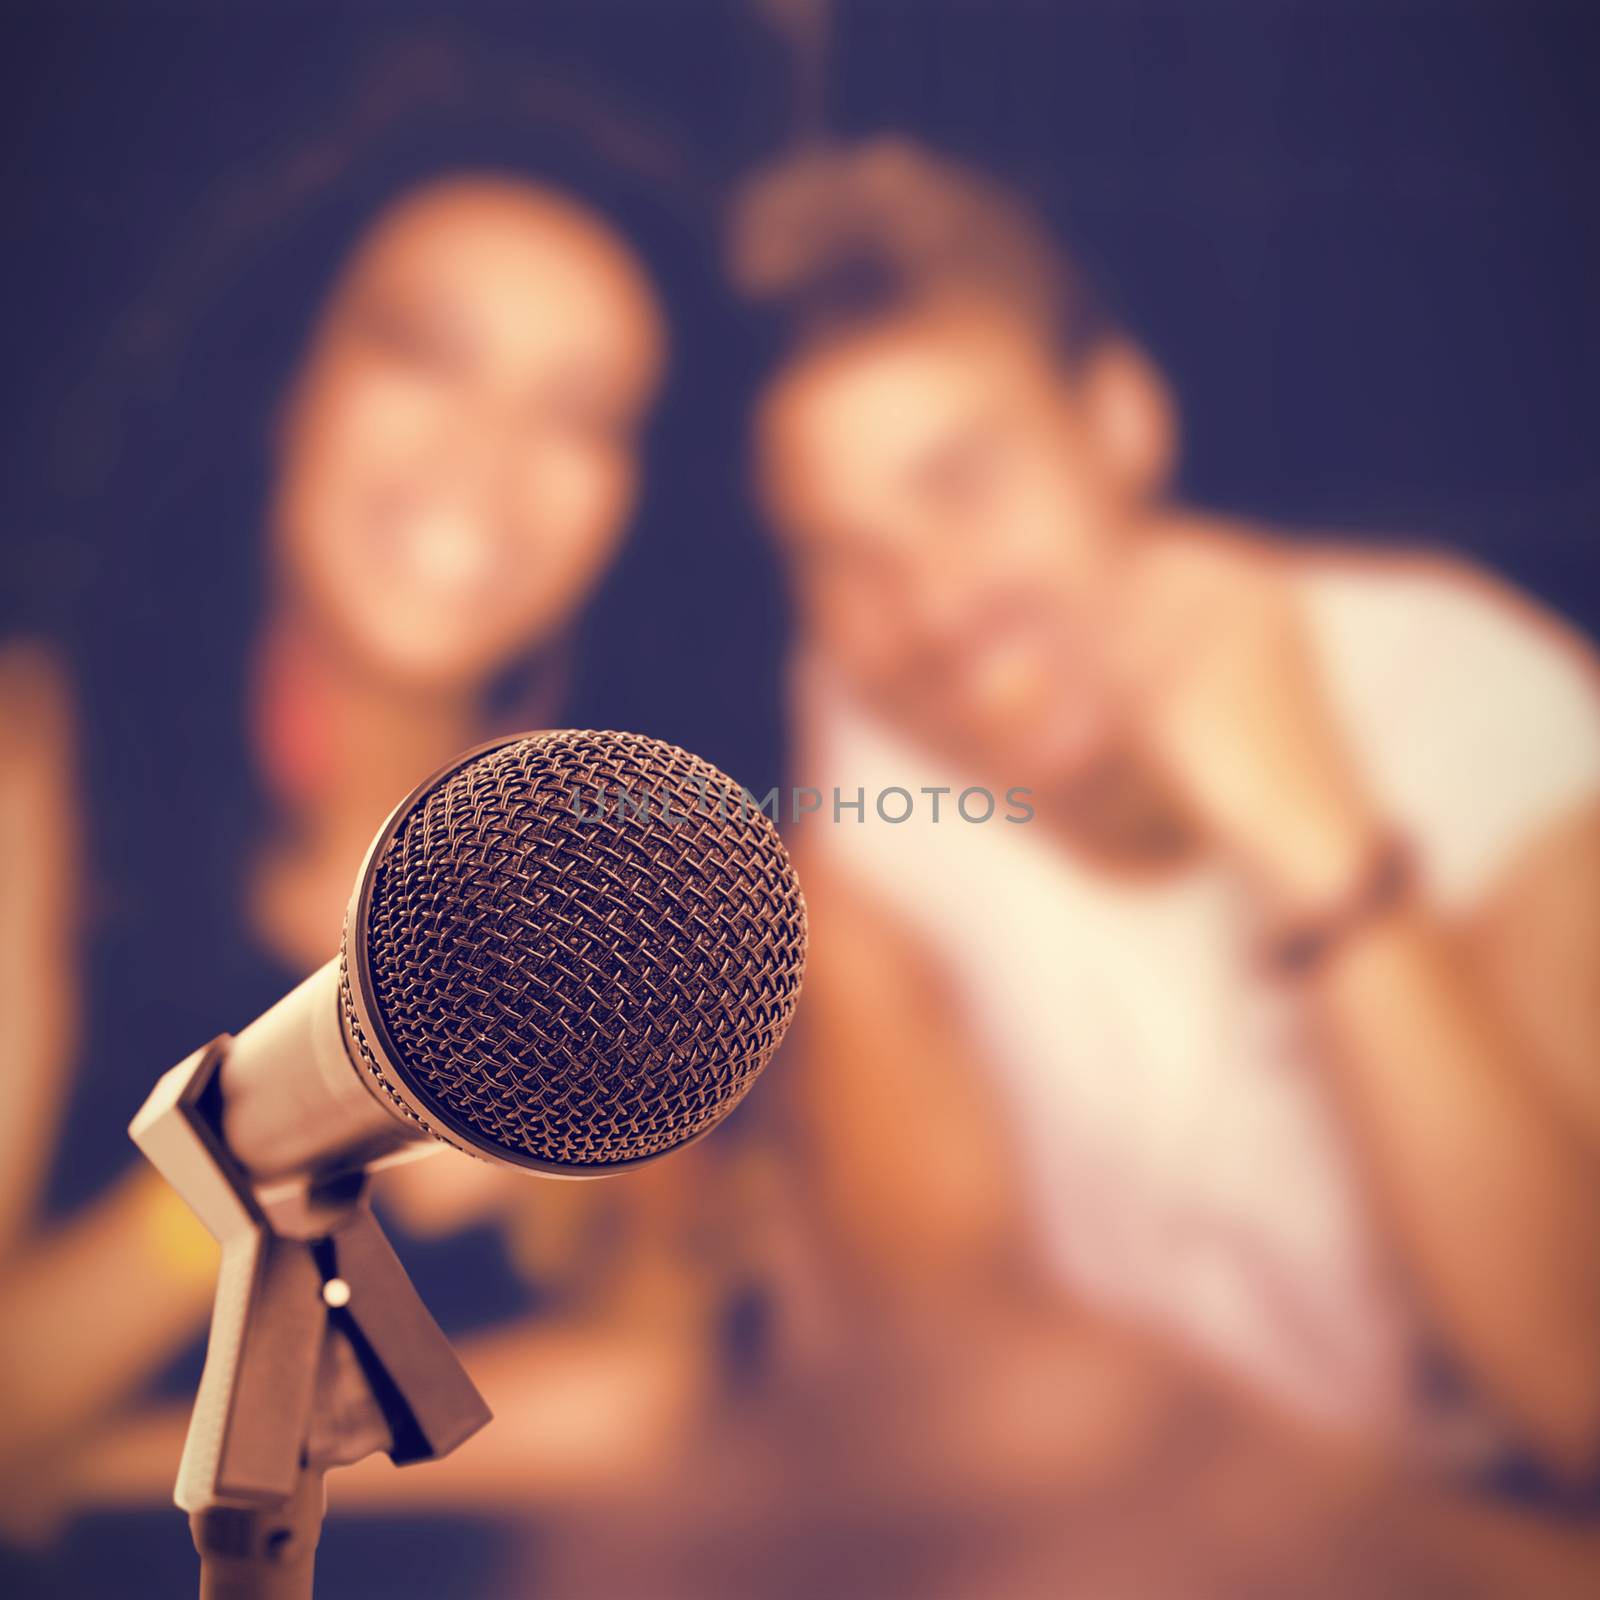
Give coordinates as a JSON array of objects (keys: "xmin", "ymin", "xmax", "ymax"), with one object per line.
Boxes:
[{"xmin": 800, "ymin": 558, "xmax": 1600, "ymax": 1442}]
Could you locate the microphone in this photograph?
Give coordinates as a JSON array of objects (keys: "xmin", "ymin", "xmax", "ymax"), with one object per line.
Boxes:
[
  {"xmin": 196, "ymin": 728, "xmax": 808, "ymax": 1187},
  {"xmin": 129, "ymin": 728, "xmax": 805, "ymax": 1591}
]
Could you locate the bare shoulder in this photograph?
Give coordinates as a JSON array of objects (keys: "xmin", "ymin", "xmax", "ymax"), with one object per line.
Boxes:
[
  {"xmin": 0, "ymin": 637, "xmax": 80, "ymax": 849},
  {"xmin": 0, "ymin": 636, "xmax": 77, "ymax": 770}
]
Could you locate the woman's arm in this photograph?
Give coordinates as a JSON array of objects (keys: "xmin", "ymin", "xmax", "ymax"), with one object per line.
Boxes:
[
  {"xmin": 50, "ymin": 1301, "xmax": 712, "ymax": 1524},
  {"xmin": 0, "ymin": 640, "xmax": 82, "ymax": 1259},
  {"xmin": 0, "ymin": 1165, "xmax": 218, "ymax": 1469},
  {"xmin": 0, "ymin": 641, "xmax": 227, "ymax": 1507}
]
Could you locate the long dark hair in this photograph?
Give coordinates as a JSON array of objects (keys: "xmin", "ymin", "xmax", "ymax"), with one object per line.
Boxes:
[{"xmin": 31, "ymin": 35, "xmax": 789, "ymax": 1205}]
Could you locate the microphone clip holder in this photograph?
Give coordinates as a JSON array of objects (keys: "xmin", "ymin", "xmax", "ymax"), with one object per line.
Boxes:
[{"xmin": 131, "ymin": 1036, "xmax": 492, "ymax": 1599}]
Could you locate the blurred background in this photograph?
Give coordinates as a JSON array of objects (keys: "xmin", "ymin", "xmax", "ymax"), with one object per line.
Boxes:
[{"xmin": 2, "ymin": 3, "xmax": 1598, "ymax": 1597}]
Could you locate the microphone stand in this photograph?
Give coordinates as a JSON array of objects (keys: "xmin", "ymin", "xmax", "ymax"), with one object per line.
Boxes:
[{"xmin": 131, "ymin": 1038, "xmax": 492, "ymax": 1600}]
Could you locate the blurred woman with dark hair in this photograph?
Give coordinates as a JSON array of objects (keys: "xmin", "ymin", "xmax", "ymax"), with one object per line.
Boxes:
[
  {"xmin": 729, "ymin": 138, "xmax": 1600, "ymax": 1507},
  {"xmin": 0, "ymin": 46, "xmax": 784, "ymax": 1594}
]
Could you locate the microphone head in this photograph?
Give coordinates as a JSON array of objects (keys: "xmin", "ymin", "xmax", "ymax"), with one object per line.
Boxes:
[{"xmin": 338, "ymin": 731, "xmax": 807, "ymax": 1174}]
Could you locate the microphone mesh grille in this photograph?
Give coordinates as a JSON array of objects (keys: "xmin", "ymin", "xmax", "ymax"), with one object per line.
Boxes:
[{"xmin": 351, "ymin": 731, "xmax": 807, "ymax": 1169}]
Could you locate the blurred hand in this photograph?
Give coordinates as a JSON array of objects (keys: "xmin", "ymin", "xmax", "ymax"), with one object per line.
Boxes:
[{"xmin": 1110, "ymin": 529, "xmax": 1383, "ymax": 909}]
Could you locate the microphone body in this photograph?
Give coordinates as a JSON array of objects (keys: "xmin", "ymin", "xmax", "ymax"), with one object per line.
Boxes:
[
  {"xmin": 128, "ymin": 729, "xmax": 805, "ymax": 1594},
  {"xmin": 151, "ymin": 728, "xmax": 808, "ymax": 1194},
  {"xmin": 218, "ymin": 958, "xmax": 423, "ymax": 1184}
]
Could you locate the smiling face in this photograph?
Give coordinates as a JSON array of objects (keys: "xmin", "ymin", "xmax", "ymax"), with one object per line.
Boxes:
[
  {"xmin": 272, "ymin": 177, "xmax": 665, "ymax": 691},
  {"xmin": 758, "ymin": 297, "xmax": 1165, "ymax": 789}
]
